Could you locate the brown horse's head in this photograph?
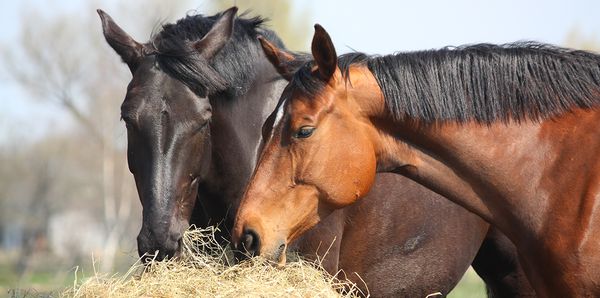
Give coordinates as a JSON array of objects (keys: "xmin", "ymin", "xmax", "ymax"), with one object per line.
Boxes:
[
  {"xmin": 233, "ymin": 25, "xmax": 382, "ymax": 263},
  {"xmin": 98, "ymin": 8, "xmax": 237, "ymax": 260}
]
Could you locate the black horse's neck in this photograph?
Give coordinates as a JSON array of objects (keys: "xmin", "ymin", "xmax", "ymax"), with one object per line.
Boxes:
[{"xmin": 190, "ymin": 35, "xmax": 288, "ymax": 237}]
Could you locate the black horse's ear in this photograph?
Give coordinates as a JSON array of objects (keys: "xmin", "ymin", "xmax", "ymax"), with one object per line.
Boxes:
[
  {"xmin": 194, "ymin": 7, "xmax": 238, "ymax": 59},
  {"xmin": 311, "ymin": 24, "xmax": 337, "ymax": 81},
  {"xmin": 97, "ymin": 9, "xmax": 144, "ymax": 72},
  {"xmin": 259, "ymin": 36, "xmax": 296, "ymax": 81}
]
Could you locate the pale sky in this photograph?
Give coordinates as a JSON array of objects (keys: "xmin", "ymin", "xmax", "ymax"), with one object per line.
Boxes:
[
  {"xmin": 1, "ymin": 0, "xmax": 599, "ymax": 142},
  {"xmin": 306, "ymin": 0, "xmax": 600, "ymax": 54}
]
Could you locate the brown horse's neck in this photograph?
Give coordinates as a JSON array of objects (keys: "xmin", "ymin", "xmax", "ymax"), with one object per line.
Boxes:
[
  {"xmin": 380, "ymin": 120, "xmax": 545, "ymax": 231},
  {"xmin": 343, "ymin": 63, "xmax": 600, "ymax": 295},
  {"xmin": 383, "ymin": 111, "xmax": 598, "ymax": 231},
  {"xmin": 382, "ymin": 110, "xmax": 600, "ymax": 296},
  {"xmin": 350, "ymin": 67, "xmax": 600, "ymax": 246}
]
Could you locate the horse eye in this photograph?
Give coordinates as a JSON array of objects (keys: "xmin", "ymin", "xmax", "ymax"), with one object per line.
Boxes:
[
  {"xmin": 196, "ymin": 121, "xmax": 210, "ymax": 133},
  {"xmin": 294, "ymin": 126, "xmax": 315, "ymax": 139}
]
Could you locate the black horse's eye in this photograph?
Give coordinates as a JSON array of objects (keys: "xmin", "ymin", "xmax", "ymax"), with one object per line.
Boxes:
[
  {"xmin": 294, "ymin": 126, "xmax": 315, "ymax": 139},
  {"xmin": 194, "ymin": 120, "xmax": 210, "ymax": 133}
]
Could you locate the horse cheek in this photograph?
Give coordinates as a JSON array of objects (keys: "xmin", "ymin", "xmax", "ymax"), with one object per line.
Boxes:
[
  {"xmin": 323, "ymin": 143, "xmax": 376, "ymax": 208},
  {"xmin": 354, "ymin": 146, "xmax": 377, "ymax": 202}
]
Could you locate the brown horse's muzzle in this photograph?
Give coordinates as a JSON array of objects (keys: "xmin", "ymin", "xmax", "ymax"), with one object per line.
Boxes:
[{"xmin": 234, "ymin": 225, "xmax": 288, "ymax": 266}]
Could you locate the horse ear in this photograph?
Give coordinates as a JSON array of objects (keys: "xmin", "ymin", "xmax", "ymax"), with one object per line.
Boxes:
[
  {"xmin": 194, "ymin": 7, "xmax": 238, "ymax": 59},
  {"xmin": 259, "ymin": 36, "xmax": 296, "ymax": 81},
  {"xmin": 311, "ymin": 24, "xmax": 337, "ymax": 81},
  {"xmin": 97, "ymin": 9, "xmax": 144, "ymax": 71}
]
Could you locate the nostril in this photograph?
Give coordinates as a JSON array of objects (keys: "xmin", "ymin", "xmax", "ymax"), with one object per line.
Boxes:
[
  {"xmin": 166, "ymin": 233, "xmax": 182, "ymax": 254},
  {"xmin": 277, "ymin": 243, "xmax": 286, "ymax": 255},
  {"xmin": 137, "ymin": 231, "xmax": 182, "ymax": 262},
  {"xmin": 170, "ymin": 232, "xmax": 182, "ymax": 244},
  {"xmin": 242, "ymin": 232, "xmax": 253, "ymax": 249},
  {"xmin": 241, "ymin": 228, "xmax": 261, "ymax": 256}
]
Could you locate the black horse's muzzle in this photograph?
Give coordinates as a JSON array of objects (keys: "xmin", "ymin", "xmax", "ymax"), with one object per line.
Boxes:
[{"xmin": 137, "ymin": 227, "xmax": 182, "ymax": 262}]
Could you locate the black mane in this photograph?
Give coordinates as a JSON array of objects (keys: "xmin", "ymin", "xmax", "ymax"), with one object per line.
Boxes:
[
  {"xmin": 292, "ymin": 42, "xmax": 600, "ymax": 123},
  {"xmin": 147, "ymin": 11, "xmax": 285, "ymax": 97}
]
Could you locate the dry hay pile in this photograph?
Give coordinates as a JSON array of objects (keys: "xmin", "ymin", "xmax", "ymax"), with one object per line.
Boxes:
[{"xmin": 64, "ymin": 227, "xmax": 365, "ymax": 297}]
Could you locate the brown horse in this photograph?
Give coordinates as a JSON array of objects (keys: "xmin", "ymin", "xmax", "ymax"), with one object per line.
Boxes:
[
  {"xmin": 99, "ymin": 8, "xmax": 533, "ymax": 296},
  {"xmin": 233, "ymin": 24, "xmax": 600, "ymax": 297}
]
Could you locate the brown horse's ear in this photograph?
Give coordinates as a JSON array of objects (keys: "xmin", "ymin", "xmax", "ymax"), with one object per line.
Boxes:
[
  {"xmin": 194, "ymin": 7, "xmax": 238, "ymax": 59},
  {"xmin": 311, "ymin": 24, "xmax": 337, "ymax": 81},
  {"xmin": 259, "ymin": 36, "xmax": 296, "ymax": 81},
  {"xmin": 97, "ymin": 9, "xmax": 144, "ymax": 72}
]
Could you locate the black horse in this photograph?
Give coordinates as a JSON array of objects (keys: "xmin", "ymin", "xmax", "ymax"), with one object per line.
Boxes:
[{"xmin": 98, "ymin": 8, "xmax": 534, "ymax": 297}]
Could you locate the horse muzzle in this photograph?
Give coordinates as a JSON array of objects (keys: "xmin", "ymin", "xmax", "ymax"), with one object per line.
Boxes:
[
  {"xmin": 137, "ymin": 226, "xmax": 183, "ymax": 262},
  {"xmin": 235, "ymin": 227, "xmax": 288, "ymax": 266}
]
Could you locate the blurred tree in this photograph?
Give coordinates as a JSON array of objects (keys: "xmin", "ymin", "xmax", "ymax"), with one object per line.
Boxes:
[
  {"xmin": 208, "ymin": 0, "xmax": 311, "ymax": 51},
  {"xmin": 0, "ymin": 0, "xmax": 193, "ymax": 273},
  {"xmin": 564, "ymin": 27, "xmax": 600, "ymax": 52}
]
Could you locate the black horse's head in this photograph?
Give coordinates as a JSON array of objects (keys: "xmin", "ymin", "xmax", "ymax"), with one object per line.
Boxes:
[{"xmin": 98, "ymin": 8, "xmax": 238, "ymax": 260}]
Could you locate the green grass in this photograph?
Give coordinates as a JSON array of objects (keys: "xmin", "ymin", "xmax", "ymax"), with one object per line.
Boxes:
[
  {"xmin": 448, "ymin": 267, "xmax": 487, "ymax": 298},
  {"xmin": 0, "ymin": 261, "xmax": 75, "ymax": 297},
  {"xmin": 0, "ymin": 252, "xmax": 138, "ymax": 298}
]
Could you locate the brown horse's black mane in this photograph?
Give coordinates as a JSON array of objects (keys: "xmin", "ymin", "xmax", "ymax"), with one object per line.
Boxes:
[
  {"xmin": 146, "ymin": 11, "xmax": 285, "ymax": 97},
  {"xmin": 292, "ymin": 43, "xmax": 600, "ymax": 123}
]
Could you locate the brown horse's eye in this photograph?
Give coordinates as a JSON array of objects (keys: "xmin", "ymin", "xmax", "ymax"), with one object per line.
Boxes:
[{"xmin": 294, "ymin": 126, "xmax": 315, "ymax": 138}]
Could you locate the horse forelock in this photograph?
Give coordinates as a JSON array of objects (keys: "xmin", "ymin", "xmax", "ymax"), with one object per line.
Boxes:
[{"xmin": 148, "ymin": 10, "xmax": 283, "ymax": 98}]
